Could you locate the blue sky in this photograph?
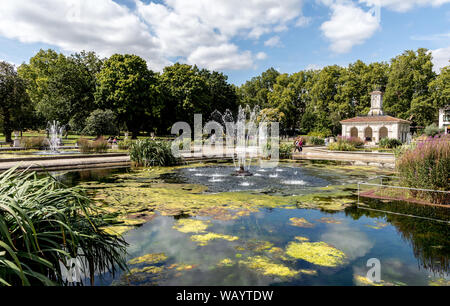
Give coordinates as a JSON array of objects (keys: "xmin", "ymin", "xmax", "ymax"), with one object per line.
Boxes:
[{"xmin": 0, "ymin": 0, "xmax": 449, "ymax": 85}]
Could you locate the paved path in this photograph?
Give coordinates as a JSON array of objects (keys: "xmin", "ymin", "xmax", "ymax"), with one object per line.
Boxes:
[
  {"xmin": 293, "ymin": 147, "xmax": 396, "ymax": 168},
  {"xmin": 0, "ymin": 155, "xmax": 131, "ymax": 172},
  {"xmin": 0, "ymin": 146, "xmax": 396, "ymax": 172}
]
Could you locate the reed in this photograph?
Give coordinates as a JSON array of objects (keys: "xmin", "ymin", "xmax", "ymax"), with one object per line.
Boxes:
[
  {"xmin": 129, "ymin": 139, "xmax": 180, "ymax": 167},
  {"xmin": 396, "ymin": 134, "xmax": 449, "ymax": 204},
  {"xmin": 0, "ymin": 168, "xmax": 127, "ymax": 286}
]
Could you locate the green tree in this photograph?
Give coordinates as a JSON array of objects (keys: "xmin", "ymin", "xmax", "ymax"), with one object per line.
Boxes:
[
  {"xmin": 309, "ymin": 65, "xmax": 346, "ymax": 135},
  {"xmin": 95, "ymin": 54, "xmax": 159, "ymax": 138},
  {"xmin": 429, "ymin": 64, "xmax": 449, "ymax": 110},
  {"xmin": 82, "ymin": 109, "xmax": 118, "ymax": 138},
  {"xmin": 384, "ymin": 48, "xmax": 436, "ymax": 126},
  {"xmin": 18, "ymin": 49, "xmax": 102, "ymax": 129},
  {"xmin": 159, "ymin": 63, "xmax": 236, "ymax": 132},
  {"xmin": 0, "ymin": 61, "xmax": 31, "ymax": 142},
  {"xmin": 267, "ymin": 71, "xmax": 315, "ymax": 134},
  {"xmin": 237, "ymin": 67, "xmax": 280, "ymax": 108}
]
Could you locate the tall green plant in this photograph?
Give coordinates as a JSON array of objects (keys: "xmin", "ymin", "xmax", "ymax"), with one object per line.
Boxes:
[
  {"xmin": 129, "ymin": 139, "xmax": 180, "ymax": 167},
  {"xmin": 396, "ymin": 135, "xmax": 449, "ymax": 204},
  {"xmin": 0, "ymin": 168, "xmax": 127, "ymax": 286}
]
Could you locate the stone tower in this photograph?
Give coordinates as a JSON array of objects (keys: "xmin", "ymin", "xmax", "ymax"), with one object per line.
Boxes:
[{"xmin": 368, "ymin": 91, "xmax": 385, "ymax": 116}]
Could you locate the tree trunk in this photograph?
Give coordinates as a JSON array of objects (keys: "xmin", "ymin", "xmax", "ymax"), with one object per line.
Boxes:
[{"xmin": 2, "ymin": 107, "xmax": 12, "ymax": 143}]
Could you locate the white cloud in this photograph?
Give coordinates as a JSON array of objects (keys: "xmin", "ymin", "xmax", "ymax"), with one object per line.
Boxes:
[
  {"xmin": 256, "ymin": 52, "xmax": 268, "ymax": 60},
  {"xmin": 0, "ymin": 0, "xmax": 308, "ymax": 72},
  {"xmin": 431, "ymin": 46, "xmax": 450, "ymax": 73},
  {"xmin": 295, "ymin": 16, "xmax": 312, "ymax": 27},
  {"xmin": 360, "ymin": 0, "xmax": 450, "ymax": 12},
  {"xmin": 187, "ymin": 44, "xmax": 253, "ymax": 70},
  {"xmin": 264, "ymin": 36, "xmax": 283, "ymax": 48},
  {"xmin": 321, "ymin": 1, "xmax": 380, "ymax": 53}
]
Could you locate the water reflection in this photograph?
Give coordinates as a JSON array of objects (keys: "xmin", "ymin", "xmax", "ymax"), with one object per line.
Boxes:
[{"xmin": 57, "ymin": 165, "xmax": 449, "ymax": 285}]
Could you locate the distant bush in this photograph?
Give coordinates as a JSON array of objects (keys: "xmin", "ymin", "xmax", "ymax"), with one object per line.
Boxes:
[
  {"xmin": 279, "ymin": 143, "xmax": 294, "ymax": 159},
  {"xmin": 129, "ymin": 139, "xmax": 179, "ymax": 167},
  {"xmin": 308, "ymin": 136, "xmax": 325, "ymax": 146},
  {"xmin": 21, "ymin": 137, "xmax": 48, "ymax": 149},
  {"xmin": 118, "ymin": 139, "xmax": 133, "ymax": 150},
  {"xmin": 82, "ymin": 109, "xmax": 118, "ymax": 137},
  {"xmin": 328, "ymin": 141, "xmax": 356, "ymax": 151},
  {"xmin": 328, "ymin": 136, "xmax": 363, "ymax": 151},
  {"xmin": 77, "ymin": 137, "xmax": 109, "ymax": 153},
  {"xmin": 379, "ymin": 138, "xmax": 402, "ymax": 149},
  {"xmin": 339, "ymin": 136, "xmax": 364, "ymax": 147},
  {"xmin": 308, "ymin": 129, "xmax": 332, "ymax": 138},
  {"xmin": 397, "ymin": 134, "xmax": 449, "ymax": 204},
  {"xmin": 424, "ymin": 123, "xmax": 444, "ymax": 137}
]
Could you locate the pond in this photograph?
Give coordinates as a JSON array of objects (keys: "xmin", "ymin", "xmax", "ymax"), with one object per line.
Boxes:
[{"xmin": 58, "ymin": 162, "xmax": 450, "ymax": 286}]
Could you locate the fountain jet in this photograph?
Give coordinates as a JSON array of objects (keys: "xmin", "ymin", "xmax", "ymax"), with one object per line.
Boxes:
[
  {"xmin": 211, "ymin": 106, "xmax": 267, "ymax": 176},
  {"xmin": 46, "ymin": 121, "xmax": 65, "ymax": 153}
]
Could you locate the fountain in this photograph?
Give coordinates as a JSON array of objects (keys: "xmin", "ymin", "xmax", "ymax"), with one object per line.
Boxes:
[
  {"xmin": 211, "ymin": 106, "xmax": 267, "ymax": 177},
  {"xmin": 46, "ymin": 121, "xmax": 65, "ymax": 153}
]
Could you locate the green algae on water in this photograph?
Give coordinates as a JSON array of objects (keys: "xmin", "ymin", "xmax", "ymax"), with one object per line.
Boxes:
[
  {"xmin": 128, "ymin": 253, "xmax": 168, "ymax": 265},
  {"xmin": 289, "ymin": 217, "xmax": 315, "ymax": 228},
  {"xmin": 285, "ymin": 242, "xmax": 346, "ymax": 267},
  {"xmin": 173, "ymin": 219, "xmax": 211, "ymax": 234},
  {"xmin": 239, "ymin": 256, "xmax": 299, "ymax": 278},
  {"xmin": 190, "ymin": 232, "xmax": 239, "ymax": 246}
]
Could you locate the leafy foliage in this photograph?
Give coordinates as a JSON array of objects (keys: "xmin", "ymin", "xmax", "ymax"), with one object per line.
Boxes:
[
  {"xmin": 95, "ymin": 54, "xmax": 160, "ymax": 138},
  {"xmin": 129, "ymin": 139, "xmax": 180, "ymax": 167},
  {"xmin": 82, "ymin": 109, "xmax": 118, "ymax": 137},
  {"xmin": 0, "ymin": 61, "xmax": 32, "ymax": 142},
  {"xmin": 279, "ymin": 143, "xmax": 294, "ymax": 159},
  {"xmin": 424, "ymin": 123, "xmax": 444, "ymax": 137},
  {"xmin": 77, "ymin": 137, "xmax": 109, "ymax": 153},
  {"xmin": 379, "ymin": 138, "xmax": 402, "ymax": 149},
  {"xmin": 0, "ymin": 168, "xmax": 127, "ymax": 286},
  {"xmin": 396, "ymin": 134, "xmax": 450, "ymax": 204}
]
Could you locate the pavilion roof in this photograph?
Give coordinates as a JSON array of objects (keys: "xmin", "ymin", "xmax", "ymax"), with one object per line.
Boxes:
[{"xmin": 340, "ymin": 115, "xmax": 411, "ymax": 124}]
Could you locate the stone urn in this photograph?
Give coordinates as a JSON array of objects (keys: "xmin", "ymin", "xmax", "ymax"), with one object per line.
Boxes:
[
  {"xmin": 124, "ymin": 132, "xmax": 129, "ymax": 141},
  {"xmin": 13, "ymin": 131, "xmax": 21, "ymax": 148}
]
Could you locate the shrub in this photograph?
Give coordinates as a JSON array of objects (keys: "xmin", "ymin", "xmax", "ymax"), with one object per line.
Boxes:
[
  {"xmin": 379, "ymin": 138, "xmax": 402, "ymax": 149},
  {"xmin": 328, "ymin": 141, "xmax": 356, "ymax": 151},
  {"xmin": 82, "ymin": 109, "xmax": 118, "ymax": 137},
  {"xmin": 338, "ymin": 136, "xmax": 364, "ymax": 147},
  {"xmin": 328, "ymin": 136, "xmax": 363, "ymax": 151},
  {"xmin": 396, "ymin": 134, "xmax": 450, "ymax": 204},
  {"xmin": 129, "ymin": 139, "xmax": 180, "ymax": 167},
  {"xmin": 21, "ymin": 136, "xmax": 48, "ymax": 149},
  {"xmin": 118, "ymin": 139, "xmax": 133, "ymax": 150},
  {"xmin": 279, "ymin": 143, "xmax": 294, "ymax": 159},
  {"xmin": 308, "ymin": 129, "xmax": 332, "ymax": 138},
  {"xmin": 308, "ymin": 136, "xmax": 325, "ymax": 146},
  {"xmin": 77, "ymin": 137, "xmax": 109, "ymax": 153},
  {"xmin": 0, "ymin": 168, "xmax": 127, "ymax": 286},
  {"xmin": 424, "ymin": 123, "xmax": 444, "ymax": 137}
]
